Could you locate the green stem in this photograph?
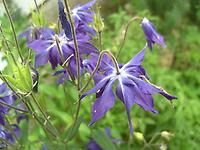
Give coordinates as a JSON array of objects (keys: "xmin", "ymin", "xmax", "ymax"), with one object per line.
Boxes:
[
  {"xmin": 63, "ymin": 0, "xmax": 82, "ymax": 132},
  {"xmin": 0, "ymin": 101, "xmax": 29, "ymax": 113},
  {"xmin": 34, "ymin": 0, "xmax": 40, "ymax": 14},
  {"xmin": 30, "ymin": 93, "xmax": 49, "ymax": 125},
  {"xmin": 33, "ymin": 0, "xmax": 41, "ymax": 26},
  {"xmin": 0, "ymin": 25, "xmax": 17, "ymax": 66},
  {"xmin": 2, "ymin": 0, "xmax": 23, "ymax": 63},
  {"xmin": 0, "ymin": 72, "xmax": 57, "ymax": 138},
  {"xmin": 98, "ymin": 31, "xmax": 102, "ymax": 51},
  {"xmin": 116, "ymin": 16, "xmax": 141, "ymax": 59},
  {"xmin": 63, "ymin": 0, "xmax": 81, "ymax": 90}
]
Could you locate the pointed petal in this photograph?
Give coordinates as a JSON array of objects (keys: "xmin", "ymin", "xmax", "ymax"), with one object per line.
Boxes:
[
  {"xmin": 89, "ymin": 80, "xmax": 115, "ymax": 125},
  {"xmin": 80, "ymin": 75, "xmax": 113, "ymax": 100},
  {"xmin": 122, "ymin": 47, "xmax": 146, "ymax": 70},
  {"xmin": 80, "ymin": 0, "xmax": 96, "ymax": 10}
]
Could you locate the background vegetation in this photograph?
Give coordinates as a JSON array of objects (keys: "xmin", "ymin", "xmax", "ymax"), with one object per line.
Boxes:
[{"xmin": 0, "ymin": 0, "xmax": 200, "ymax": 149}]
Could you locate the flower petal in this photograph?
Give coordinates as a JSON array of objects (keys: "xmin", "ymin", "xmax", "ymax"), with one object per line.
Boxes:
[
  {"xmin": 89, "ymin": 81, "xmax": 115, "ymax": 126},
  {"xmin": 35, "ymin": 51, "xmax": 49, "ymax": 68},
  {"xmin": 122, "ymin": 47, "xmax": 146, "ymax": 70},
  {"xmin": 80, "ymin": 75, "xmax": 113, "ymax": 100}
]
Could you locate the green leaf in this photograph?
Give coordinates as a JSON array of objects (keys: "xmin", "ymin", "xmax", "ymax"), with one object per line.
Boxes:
[
  {"xmin": 2, "ymin": 60, "xmax": 33, "ymax": 94},
  {"xmin": 65, "ymin": 115, "xmax": 83, "ymax": 141},
  {"xmin": 92, "ymin": 129, "xmax": 117, "ymax": 150}
]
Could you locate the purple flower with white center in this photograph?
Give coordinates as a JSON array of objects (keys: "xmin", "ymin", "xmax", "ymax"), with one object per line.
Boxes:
[
  {"xmin": 72, "ymin": 0, "xmax": 96, "ymax": 24},
  {"xmin": 81, "ymin": 47, "xmax": 177, "ymax": 134},
  {"xmin": 0, "ymin": 83, "xmax": 16, "ymax": 125},
  {"xmin": 27, "ymin": 28, "xmax": 98, "ymax": 69},
  {"xmin": 141, "ymin": 18, "xmax": 167, "ymax": 50}
]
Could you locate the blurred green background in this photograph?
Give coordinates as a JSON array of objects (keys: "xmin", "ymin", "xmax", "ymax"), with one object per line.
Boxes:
[{"xmin": 0, "ymin": 0, "xmax": 200, "ymax": 149}]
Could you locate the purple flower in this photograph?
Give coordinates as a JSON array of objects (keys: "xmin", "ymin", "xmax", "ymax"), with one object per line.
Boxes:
[
  {"xmin": 72, "ymin": 0, "xmax": 96, "ymax": 24},
  {"xmin": 71, "ymin": 0, "xmax": 97, "ymax": 36},
  {"xmin": 141, "ymin": 18, "xmax": 167, "ymax": 50},
  {"xmin": 27, "ymin": 28, "xmax": 98, "ymax": 69},
  {"xmin": 81, "ymin": 47, "xmax": 177, "ymax": 134},
  {"xmin": 0, "ymin": 83, "xmax": 16, "ymax": 125}
]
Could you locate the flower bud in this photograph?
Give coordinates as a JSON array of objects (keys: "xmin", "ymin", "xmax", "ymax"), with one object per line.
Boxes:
[
  {"xmin": 134, "ymin": 132, "xmax": 144, "ymax": 141},
  {"xmin": 93, "ymin": 6, "xmax": 104, "ymax": 33},
  {"xmin": 161, "ymin": 131, "xmax": 174, "ymax": 140}
]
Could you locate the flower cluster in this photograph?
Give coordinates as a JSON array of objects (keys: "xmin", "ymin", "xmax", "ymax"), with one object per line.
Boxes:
[{"xmin": 21, "ymin": 0, "xmax": 176, "ymax": 134}]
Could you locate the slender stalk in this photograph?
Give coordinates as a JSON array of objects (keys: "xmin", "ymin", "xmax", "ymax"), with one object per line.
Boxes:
[
  {"xmin": 34, "ymin": 0, "xmax": 40, "ymax": 14},
  {"xmin": 63, "ymin": 0, "xmax": 82, "ymax": 132},
  {"xmin": 63, "ymin": 0, "xmax": 81, "ymax": 90},
  {"xmin": 26, "ymin": 100, "xmax": 57, "ymax": 138},
  {"xmin": 79, "ymin": 50, "xmax": 120, "ymax": 94},
  {"xmin": 30, "ymin": 93, "xmax": 49, "ymax": 125},
  {"xmin": 0, "ymin": 72, "xmax": 57, "ymax": 138},
  {"xmin": 33, "ymin": 0, "xmax": 41, "ymax": 26},
  {"xmin": 116, "ymin": 16, "xmax": 141, "ymax": 59},
  {"xmin": 98, "ymin": 31, "xmax": 102, "ymax": 51},
  {"xmin": 0, "ymin": 25, "xmax": 17, "ymax": 66},
  {"xmin": 2, "ymin": 0, "xmax": 23, "ymax": 63},
  {"xmin": 0, "ymin": 101, "xmax": 29, "ymax": 113}
]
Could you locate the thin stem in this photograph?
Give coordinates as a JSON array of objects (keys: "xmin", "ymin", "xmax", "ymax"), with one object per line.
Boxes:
[
  {"xmin": 0, "ymin": 101, "xmax": 29, "ymax": 113},
  {"xmin": 30, "ymin": 93, "xmax": 49, "ymax": 125},
  {"xmin": 55, "ymin": 35, "xmax": 76, "ymax": 83},
  {"xmin": 0, "ymin": 25, "xmax": 17, "ymax": 66},
  {"xmin": 0, "ymin": 72, "xmax": 57, "ymax": 138},
  {"xmin": 116, "ymin": 16, "xmax": 141, "ymax": 59},
  {"xmin": 98, "ymin": 31, "xmax": 102, "ymax": 51},
  {"xmin": 34, "ymin": 0, "xmax": 40, "ymax": 14},
  {"xmin": 2, "ymin": 0, "xmax": 23, "ymax": 63},
  {"xmin": 63, "ymin": 0, "xmax": 81, "ymax": 90},
  {"xmin": 33, "ymin": 0, "xmax": 41, "ymax": 26},
  {"xmin": 26, "ymin": 100, "xmax": 57, "ymax": 138},
  {"xmin": 79, "ymin": 50, "xmax": 120, "ymax": 94},
  {"xmin": 63, "ymin": 0, "xmax": 82, "ymax": 133}
]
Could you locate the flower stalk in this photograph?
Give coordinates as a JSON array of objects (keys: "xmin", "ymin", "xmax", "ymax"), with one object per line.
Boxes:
[
  {"xmin": 2, "ymin": 0, "xmax": 23, "ymax": 63},
  {"xmin": 63, "ymin": 0, "xmax": 81, "ymax": 90},
  {"xmin": 116, "ymin": 16, "xmax": 141, "ymax": 58}
]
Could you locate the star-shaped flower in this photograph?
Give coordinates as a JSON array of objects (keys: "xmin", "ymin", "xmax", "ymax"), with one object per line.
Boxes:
[{"xmin": 81, "ymin": 47, "xmax": 177, "ymax": 134}]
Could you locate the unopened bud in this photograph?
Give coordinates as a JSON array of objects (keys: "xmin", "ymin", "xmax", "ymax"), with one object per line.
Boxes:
[
  {"xmin": 161, "ymin": 131, "xmax": 174, "ymax": 140},
  {"xmin": 93, "ymin": 6, "xmax": 104, "ymax": 33},
  {"xmin": 134, "ymin": 132, "xmax": 144, "ymax": 141}
]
